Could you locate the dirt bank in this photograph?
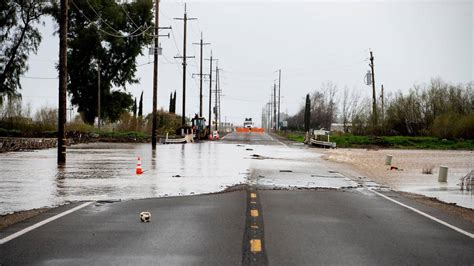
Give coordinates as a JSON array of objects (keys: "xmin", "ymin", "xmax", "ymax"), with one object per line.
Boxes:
[{"xmin": 0, "ymin": 207, "xmax": 49, "ymax": 230}]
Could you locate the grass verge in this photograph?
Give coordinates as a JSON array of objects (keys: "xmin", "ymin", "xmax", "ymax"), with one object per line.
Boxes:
[{"xmin": 277, "ymin": 131, "xmax": 474, "ymax": 150}]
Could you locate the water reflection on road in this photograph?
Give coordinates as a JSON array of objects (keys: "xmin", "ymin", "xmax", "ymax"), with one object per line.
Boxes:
[
  {"xmin": 0, "ymin": 134, "xmax": 358, "ymax": 215},
  {"xmin": 0, "ymin": 142, "xmax": 251, "ymax": 215}
]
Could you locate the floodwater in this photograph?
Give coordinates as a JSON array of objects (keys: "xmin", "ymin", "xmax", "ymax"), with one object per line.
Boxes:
[
  {"xmin": 0, "ymin": 142, "xmax": 247, "ymax": 215},
  {"xmin": 0, "ymin": 139, "xmax": 356, "ymax": 215},
  {"xmin": 324, "ymin": 148, "xmax": 474, "ymax": 209}
]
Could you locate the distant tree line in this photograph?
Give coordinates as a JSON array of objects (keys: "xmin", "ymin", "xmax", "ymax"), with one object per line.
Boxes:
[{"xmin": 288, "ymin": 78, "xmax": 473, "ymax": 139}]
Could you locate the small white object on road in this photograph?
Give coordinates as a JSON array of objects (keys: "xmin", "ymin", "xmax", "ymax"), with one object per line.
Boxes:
[{"xmin": 140, "ymin": 211, "xmax": 151, "ymax": 222}]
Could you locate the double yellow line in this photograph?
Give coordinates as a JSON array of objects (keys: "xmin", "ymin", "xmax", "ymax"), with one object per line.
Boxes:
[{"xmin": 249, "ymin": 191, "xmax": 262, "ymax": 253}]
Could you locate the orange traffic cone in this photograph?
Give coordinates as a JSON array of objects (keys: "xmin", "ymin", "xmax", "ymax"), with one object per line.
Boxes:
[{"xmin": 136, "ymin": 156, "xmax": 143, "ymax": 175}]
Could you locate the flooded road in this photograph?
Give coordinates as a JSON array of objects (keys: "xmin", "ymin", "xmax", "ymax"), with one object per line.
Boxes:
[
  {"xmin": 0, "ymin": 132, "xmax": 356, "ymax": 215},
  {"xmin": 2, "ymin": 133, "xmax": 473, "ymax": 265},
  {"xmin": 0, "ymin": 142, "xmax": 250, "ymax": 215}
]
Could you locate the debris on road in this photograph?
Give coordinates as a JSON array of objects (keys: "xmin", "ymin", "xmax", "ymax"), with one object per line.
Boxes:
[
  {"xmin": 459, "ymin": 170, "xmax": 473, "ymax": 191},
  {"xmin": 140, "ymin": 211, "xmax": 151, "ymax": 222},
  {"xmin": 390, "ymin": 166, "xmax": 403, "ymax": 171}
]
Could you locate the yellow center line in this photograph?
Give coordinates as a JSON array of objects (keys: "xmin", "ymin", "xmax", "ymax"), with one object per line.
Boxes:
[
  {"xmin": 250, "ymin": 209, "xmax": 259, "ymax": 217},
  {"xmin": 250, "ymin": 225, "xmax": 259, "ymax": 229},
  {"xmin": 250, "ymin": 193, "xmax": 257, "ymax": 199},
  {"xmin": 250, "ymin": 201, "xmax": 257, "ymax": 204},
  {"xmin": 250, "ymin": 239, "xmax": 262, "ymax": 253}
]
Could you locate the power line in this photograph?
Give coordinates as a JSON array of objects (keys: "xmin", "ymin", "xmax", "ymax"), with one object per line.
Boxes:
[
  {"xmin": 118, "ymin": 0, "xmax": 141, "ymax": 31},
  {"xmin": 71, "ymin": 0, "xmax": 152, "ymax": 39},
  {"xmin": 22, "ymin": 76, "xmax": 58, "ymax": 80},
  {"xmin": 84, "ymin": 0, "xmax": 121, "ymax": 34}
]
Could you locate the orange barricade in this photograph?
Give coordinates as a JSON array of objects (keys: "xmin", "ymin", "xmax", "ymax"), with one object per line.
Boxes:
[{"xmin": 236, "ymin": 127, "xmax": 264, "ymax": 133}]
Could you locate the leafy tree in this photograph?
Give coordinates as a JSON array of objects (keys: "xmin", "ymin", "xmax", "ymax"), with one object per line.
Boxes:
[
  {"xmin": 0, "ymin": 0, "xmax": 49, "ymax": 103},
  {"xmin": 304, "ymin": 93, "xmax": 310, "ymax": 132},
  {"xmin": 50, "ymin": 0, "xmax": 154, "ymax": 124},
  {"xmin": 138, "ymin": 90, "xmax": 143, "ymax": 117}
]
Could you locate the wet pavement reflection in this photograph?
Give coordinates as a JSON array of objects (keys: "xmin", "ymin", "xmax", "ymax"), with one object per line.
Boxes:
[
  {"xmin": 0, "ymin": 133, "xmax": 361, "ymax": 215},
  {"xmin": 0, "ymin": 142, "xmax": 252, "ymax": 214}
]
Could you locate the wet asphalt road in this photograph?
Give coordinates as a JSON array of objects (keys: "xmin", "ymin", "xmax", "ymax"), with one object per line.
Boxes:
[
  {"xmin": 1, "ymin": 132, "xmax": 473, "ymax": 265},
  {"xmin": 261, "ymin": 190, "xmax": 473, "ymax": 265},
  {"xmin": 1, "ymin": 192, "xmax": 247, "ymax": 265}
]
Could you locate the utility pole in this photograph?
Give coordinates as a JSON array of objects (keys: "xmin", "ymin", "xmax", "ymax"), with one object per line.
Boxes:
[
  {"xmin": 269, "ymin": 91, "xmax": 274, "ymax": 130},
  {"xmin": 381, "ymin": 84, "xmax": 384, "ymax": 124},
  {"xmin": 205, "ymin": 52, "xmax": 217, "ymax": 131},
  {"xmin": 174, "ymin": 4, "xmax": 196, "ymax": 126},
  {"xmin": 278, "ymin": 69, "xmax": 281, "ymax": 131},
  {"xmin": 57, "ymin": 0, "xmax": 68, "ymax": 165},
  {"xmin": 151, "ymin": 0, "xmax": 170, "ymax": 149},
  {"xmin": 267, "ymin": 102, "xmax": 271, "ymax": 130},
  {"xmin": 214, "ymin": 64, "xmax": 219, "ymax": 131},
  {"xmin": 151, "ymin": 0, "xmax": 171, "ymax": 148},
  {"xmin": 152, "ymin": 0, "xmax": 159, "ymax": 149},
  {"xmin": 218, "ymin": 67, "xmax": 222, "ymax": 132},
  {"xmin": 193, "ymin": 33, "xmax": 210, "ymax": 117},
  {"xmin": 273, "ymin": 82, "xmax": 277, "ymax": 131},
  {"xmin": 369, "ymin": 50, "xmax": 377, "ymax": 133},
  {"xmin": 97, "ymin": 59, "xmax": 100, "ymax": 130}
]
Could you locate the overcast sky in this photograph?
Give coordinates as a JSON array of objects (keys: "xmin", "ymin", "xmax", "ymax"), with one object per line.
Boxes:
[{"xmin": 20, "ymin": 0, "xmax": 473, "ymax": 126}]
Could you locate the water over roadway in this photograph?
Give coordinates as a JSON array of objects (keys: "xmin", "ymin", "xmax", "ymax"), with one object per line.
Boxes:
[
  {"xmin": 0, "ymin": 132, "xmax": 354, "ymax": 215},
  {"xmin": 0, "ymin": 132, "xmax": 473, "ymax": 265}
]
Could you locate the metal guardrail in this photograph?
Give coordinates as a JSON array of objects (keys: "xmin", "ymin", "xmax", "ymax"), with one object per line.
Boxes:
[{"xmin": 309, "ymin": 138, "xmax": 336, "ymax": 148}]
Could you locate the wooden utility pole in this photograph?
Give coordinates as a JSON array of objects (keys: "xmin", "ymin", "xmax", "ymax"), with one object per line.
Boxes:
[
  {"xmin": 369, "ymin": 51, "xmax": 377, "ymax": 133},
  {"xmin": 151, "ymin": 0, "xmax": 159, "ymax": 149},
  {"xmin": 278, "ymin": 69, "xmax": 281, "ymax": 130},
  {"xmin": 214, "ymin": 64, "xmax": 219, "ymax": 131},
  {"xmin": 57, "ymin": 0, "xmax": 68, "ymax": 165},
  {"xmin": 273, "ymin": 82, "xmax": 277, "ymax": 131},
  {"xmin": 174, "ymin": 4, "xmax": 196, "ymax": 126},
  {"xmin": 151, "ymin": 0, "xmax": 170, "ymax": 149},
  {"xmin": 205, "ymin": 52, "xmax": 217, "ymax": 131},
  {"xmin": 381, "ymin": 84, "xmax": 384, "ymax": 123},
  {"xmin": 193, "ymin": 33, "xmax": 210, "ymax": 117},
  {"xmin": 218, "ymin": 67, "xmax": 222, "ymax": 132}
]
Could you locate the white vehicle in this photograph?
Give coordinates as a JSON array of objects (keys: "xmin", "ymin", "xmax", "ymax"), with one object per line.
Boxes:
[{"xmin": 243, "ymin": 118, "xmax": 254, "ymax": 129}]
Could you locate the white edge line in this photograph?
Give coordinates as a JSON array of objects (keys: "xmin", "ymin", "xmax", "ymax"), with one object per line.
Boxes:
[
  {"xmin": 0, "ymin": 202, "xmax": 93, "ymax": 245},
  {"xmin": 370, "ymin": 189, "xmax": 474, "ymax": 239},
  {"xmin": 267, "ymin": 133, "xmax": 288, "ymax": 148}
]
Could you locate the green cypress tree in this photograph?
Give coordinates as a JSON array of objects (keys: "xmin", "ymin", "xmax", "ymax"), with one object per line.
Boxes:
[
  {"xmin": 304, "ymin": 94, "xmax": 311, "ymax": 132},
  {"xmin": 138, "ymin": 91, "xmax": 143, "ymax": 117}
]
